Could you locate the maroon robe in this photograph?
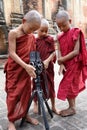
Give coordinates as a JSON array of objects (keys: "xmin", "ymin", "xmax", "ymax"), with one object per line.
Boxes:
[
  {"xmin": 35, "ymin": 36, "xmax": 55, "ymax": 98},
  {"xmin": 57, "ymin": 28, "xmax": 87, "ymax": 100},
  {"xmin": 4, "ymin": 34, "xmax": 36, "ymax": 121}
]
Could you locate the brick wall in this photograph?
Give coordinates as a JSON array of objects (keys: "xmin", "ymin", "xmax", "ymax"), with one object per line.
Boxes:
[
  {"xmin": 67, "ymin": 0, "xmax": 87, "ymax": 38},
  {"xmin": 0, "ymin": 28, "xmax": 7, "ymax": 54},
  {"xmin": 38, "ymin": 0, "xmax": 43, "ymax": 15},
  {"xmin": 0, "ymin": 0, "xmax": 23, "ymax": 55},
  {"xmin": 3, "ymin": 0, "xmax": 12, "ymax": 25},
  {"xmin": 3, "ymin": 0, "xmax": 23, "ymax": 25},
  {"xmin": 23, "ymin": 0, "xmax": 38, "ymax": 14}
]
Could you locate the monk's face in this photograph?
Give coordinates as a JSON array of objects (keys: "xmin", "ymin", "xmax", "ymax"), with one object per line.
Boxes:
[
  {"xmin": 23, "ymin": 20, "xmax": 40, "ymax": 34},
  {"xmin": 38, "ymin": 26, "xmax": 48, "ymax": 38},
  {"xmin": 56, "ymin": 17, "xmax": 71, "ymax": 32}
]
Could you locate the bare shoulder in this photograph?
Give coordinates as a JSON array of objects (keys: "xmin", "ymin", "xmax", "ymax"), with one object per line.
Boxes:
[{"xmin": 8, "ymin": 29, "xmax": 17, "ymax": 39}]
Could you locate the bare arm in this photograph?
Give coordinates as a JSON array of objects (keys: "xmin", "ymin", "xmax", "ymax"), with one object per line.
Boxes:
[
  {"xmin": 54, "ymin": 39, "xmax": 62, "ymax": 60},
  {"xmin": 9, "ymin": 30, "xmax": 27, "ymax": 68},
  {"xmin": 58, "ymin": 35, "xmax": 80, "ymax": 65},
  {"xmin": 8, "ymin": 30, "xmax": 36, "ymax": 78},
  {"xmin": 57, "ymin": 41, "xmax": 66, "ymax": 74},
  {"xmin": 45, "ymin": 51, "xmax": 55, "ymax": 62},
  {"xmin": 43, "ymin": 51, "xmax": 55, "ymax": 69},
  {"xmin": 58, "ymin": 41, "xmax": 62, "ymax": 59}
]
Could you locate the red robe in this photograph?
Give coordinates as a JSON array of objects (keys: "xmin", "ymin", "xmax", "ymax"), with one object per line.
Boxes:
[
  {"xmin": 35, "ymin": 36, "xmax": 55, "ymax": 98},
  {"xmin": 4, "ymin": 34, "xmax": 36, "ymax": 122},
  {"xmin": 57, "ymin": 28, "xmax": 87, "ymax": 100}
]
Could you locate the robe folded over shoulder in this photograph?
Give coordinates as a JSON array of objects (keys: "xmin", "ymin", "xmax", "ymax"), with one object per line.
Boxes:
[
  {"xmin": 57, "ymin": 28, "xmax": 87, "ymax": 101},
  {"xmin": 35, "ymin": 36, "xmax": 55, "ymax": 98},
  {"xmin": 4, "ymin": 34, "xmax": 36, "ymax": 122}
]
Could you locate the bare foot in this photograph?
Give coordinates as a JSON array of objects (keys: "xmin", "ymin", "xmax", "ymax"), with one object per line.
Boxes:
[
  {"xmin": 60, "ymin": 107, "xmax": 76, "ymax": 117},
  {"xmin": 26, "ymin": 115, "xmax": 39, "ymax": 125},
  {"xmin": 33, "ymin": 102, "xmax": 38, "ymax": 114},
  {"xmin": 8, "ymin": 121, "xmax": 16, "ymax": 130},
  {"xmin": 52, "ymin": 108, "xmax": 61, "ymax": 115}
]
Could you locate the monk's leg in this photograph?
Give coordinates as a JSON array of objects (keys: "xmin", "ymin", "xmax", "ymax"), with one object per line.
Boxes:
[
  {"xmin": 51, "ymin": 97, "xmax": 60, "ymax": 115},
  {"xmin": 8, "ymin": 121, "xmax": 16, "ymax": 130},
  {"xmin": 26, "ymin": 114, "xmax": 39, "ymax": 125},
  {"xmin": 33, "ymin": 101, "xmax": 38, "ymax": 114},
  {"xmin": 60, "ymin": 98, "xmax": 76, "ymax": 117}
]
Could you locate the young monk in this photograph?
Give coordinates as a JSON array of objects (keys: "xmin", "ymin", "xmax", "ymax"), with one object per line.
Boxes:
[
  {"xmin": 56, "ymin": 10, "xmax": 87, "ymax": 117},
  {"xmin": 33, "ymin": 18, "xmax": 59, "ymax": 115},
  {"xmin": 4, "ymin": 10, "xmax": 41, "ymax": 130}
]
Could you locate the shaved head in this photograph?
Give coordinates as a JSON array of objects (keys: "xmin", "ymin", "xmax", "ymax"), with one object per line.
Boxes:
[
  {"xmin": 41, "ymin": 18, "xmax": 49, "ymax": 27},
  {"xmin": 24, "ymin": 10, "xmax": 41, "ymax": 25},
  {"xmin": 56, "ymin": 10, "xmax": 71, "ymax": 32},
  {"xmin": 56, "ymin": 10, "xmax": 70, "ymax": 21}
]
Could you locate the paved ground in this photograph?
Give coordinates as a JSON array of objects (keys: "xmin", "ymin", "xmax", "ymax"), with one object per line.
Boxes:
[{"xmin": 0, "ymin": 62, "xmax": 87, "ymax": 130}]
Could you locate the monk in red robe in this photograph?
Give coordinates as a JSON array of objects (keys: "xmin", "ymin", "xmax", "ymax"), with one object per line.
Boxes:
[
  {"xmin": 33, "ymin": 18, "xmax": 59, "ymax": 115},
  {"xmin": 56, "ymin": 10, "xmax": 87, "ymax": 117},
  {"xmin": 4, "ymin": 10, "xmax": 41, "ymax": 130}
]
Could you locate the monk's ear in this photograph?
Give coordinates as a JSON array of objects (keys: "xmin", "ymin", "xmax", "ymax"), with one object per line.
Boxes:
[
  {"xmin": 22, "ymin": 19, "xmax": 26, "ymax": 24},
  {"xmin": 69, "ymin": 19, "xmax": 72, "ymax": 24}
]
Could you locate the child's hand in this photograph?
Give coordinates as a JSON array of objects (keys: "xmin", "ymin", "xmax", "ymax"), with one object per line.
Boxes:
[
  {"xmin": 25, "ymin": 64, "xmax": 36, "ymax": 78},
  {"xmin": 58, "ymin": 64, "xmax": 66, "ymax": 75},
  {"xmin": 43, "ymin": 59, "xmax": 49, "ymax": 69}
]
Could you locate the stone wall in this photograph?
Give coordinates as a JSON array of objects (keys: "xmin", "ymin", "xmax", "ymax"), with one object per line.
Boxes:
[
  {"xmin": 0, "ymin": 28, "xmax": 7, "ymax": 55},
  {"xmin": 0, "ymin": 0, "xmax": 23, "ymax": 55},
  {"xmin": 67, "ymin": 0, "xmax": 87, "ymax": 38},
  {"xmin": 23, "ymin": 0, "xmax": 38, "ymax": 14},
  {"xmin": 38, "ymin": 0, "xmax": 43, "ymax": 15},
  {"xmin": 3, "ymin": 0, "xmax": 23, "ymax": 26}
]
